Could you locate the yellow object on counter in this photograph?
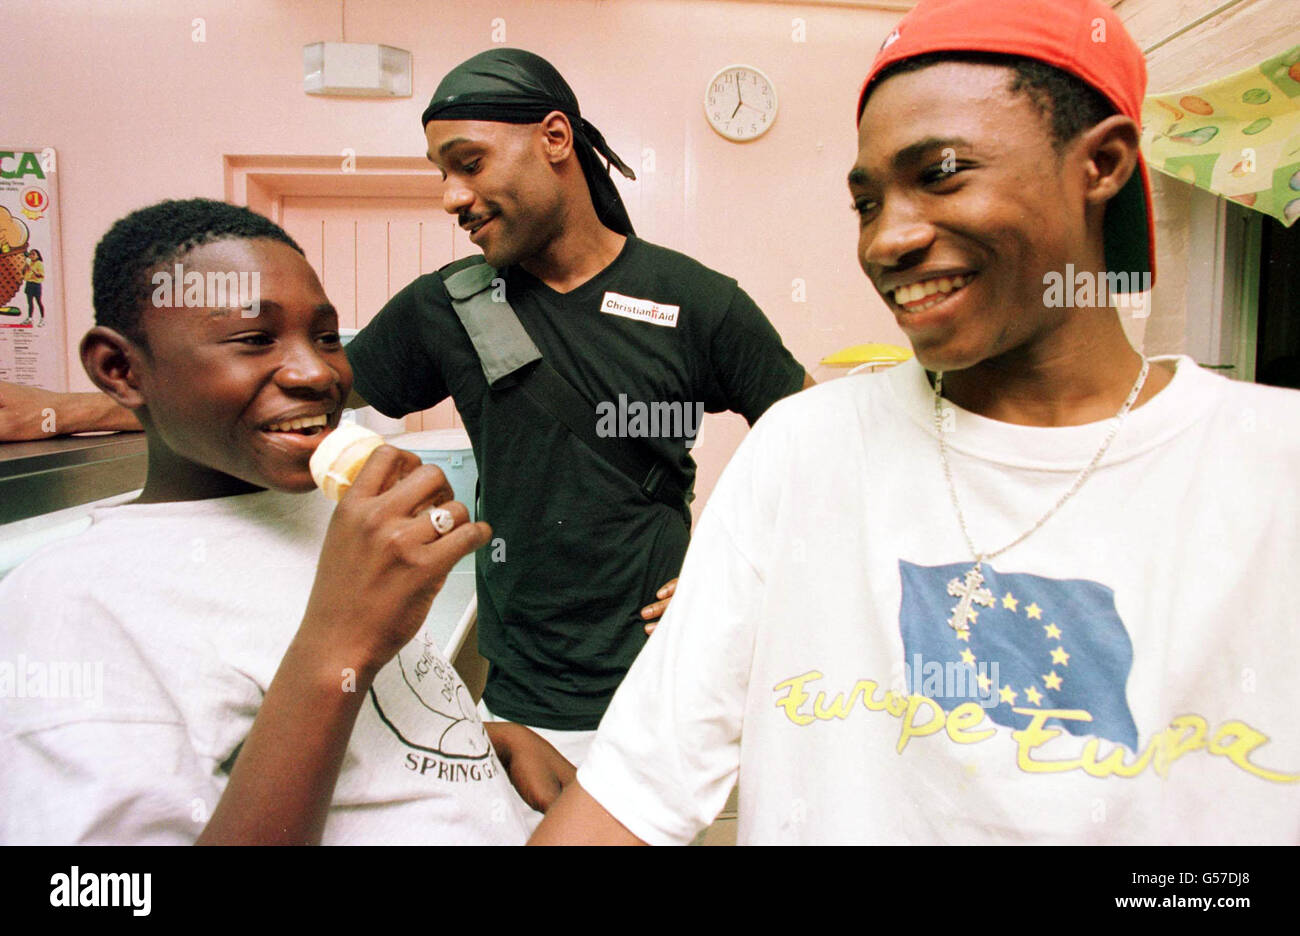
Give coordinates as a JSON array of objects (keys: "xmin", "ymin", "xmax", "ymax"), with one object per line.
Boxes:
[{"xmin": 820, "ymin": 342, "xmax": 913, "ymax": 371}]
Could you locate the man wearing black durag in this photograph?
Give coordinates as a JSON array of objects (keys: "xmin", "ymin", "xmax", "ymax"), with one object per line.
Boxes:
[
  {"xmin": 0, "ymin": 49, "xmax": 809, "ymax": 797},
  {"xmin": 345, "ymin": 49, "xmax": 810, "ymax": 783}
]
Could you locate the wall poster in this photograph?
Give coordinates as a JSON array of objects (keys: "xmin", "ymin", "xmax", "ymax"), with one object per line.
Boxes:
[{"xmin": 0, "ymin": 147, "xmax": 66, "ymax": 390}]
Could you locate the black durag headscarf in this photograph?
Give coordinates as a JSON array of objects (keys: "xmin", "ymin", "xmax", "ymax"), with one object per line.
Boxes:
[{"xmin": 422, "ymin": 48, "xmax": 637, "ymax": 237}]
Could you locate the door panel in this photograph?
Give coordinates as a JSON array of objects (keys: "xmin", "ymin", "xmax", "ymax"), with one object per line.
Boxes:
[{"xmin": 320, "ymin": 221, "xmax": 357, "ymax": 331}]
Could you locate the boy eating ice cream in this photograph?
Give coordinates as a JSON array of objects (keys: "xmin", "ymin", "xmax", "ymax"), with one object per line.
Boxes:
[{"xmin": 0, "ymin": 198, "xmax": 570, "ymax": 844}]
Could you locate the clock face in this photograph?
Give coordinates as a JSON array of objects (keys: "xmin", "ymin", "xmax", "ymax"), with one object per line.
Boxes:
[{"xmin": 704, "ymin": 65, "xmax": 778, "ymax": 142}]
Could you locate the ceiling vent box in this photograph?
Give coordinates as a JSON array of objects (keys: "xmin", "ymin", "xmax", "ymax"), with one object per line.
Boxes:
[{"xmin": 304, "ymin": 42, "xmax": 411, "ymax": 97}]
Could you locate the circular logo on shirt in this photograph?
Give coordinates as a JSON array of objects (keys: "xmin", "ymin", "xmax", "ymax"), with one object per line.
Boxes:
[{"xmin": 369, "ymin": 629, "xmax": 491, "ymax": 760}]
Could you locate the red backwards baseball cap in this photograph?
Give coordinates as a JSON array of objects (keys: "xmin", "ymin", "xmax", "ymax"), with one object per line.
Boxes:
[{"xmin": 856, "ymin": 0, "xmax": 1155, "ymax": 289}]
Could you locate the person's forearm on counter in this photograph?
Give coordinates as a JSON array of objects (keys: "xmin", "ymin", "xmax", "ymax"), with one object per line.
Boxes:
[
  {"xmin": 0, "ymin": 381, "xmax": 141, "ymax": 440},
  {"xmin": 66, "ymin": 390, "xmax": 142, "ymax": 433}
]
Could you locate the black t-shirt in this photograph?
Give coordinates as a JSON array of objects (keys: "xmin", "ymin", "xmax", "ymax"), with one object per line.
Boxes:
[{"xmin": 346, "ymin": 236, "xmax": 804, "ymax": 729}]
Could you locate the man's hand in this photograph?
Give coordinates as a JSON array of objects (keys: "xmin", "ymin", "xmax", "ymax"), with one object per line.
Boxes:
[
  {"xmin": 640, "ymin": 578, "xmax": 678, "ymax": 635},
  {"xmin": 485, "ymin": 722, "xmax": 576, "ymax": 813},
  {"xmin": 0, "ymin": 381, "xmax": 141, "ymax": 440}
]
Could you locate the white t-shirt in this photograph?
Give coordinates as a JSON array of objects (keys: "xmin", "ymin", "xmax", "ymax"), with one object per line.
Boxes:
[
  {"xmin": 0, "ymin": 489, "xmax": 530, "ymax": 844},
  {"xmin": 579, "ymin": 356, "xmax": 1300, "ymax": 844}
]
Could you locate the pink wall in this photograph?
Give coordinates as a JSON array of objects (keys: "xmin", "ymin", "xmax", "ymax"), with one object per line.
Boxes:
[{"xmin": 4, "ymin": 0, "xmax": 904, "ymax": 506}]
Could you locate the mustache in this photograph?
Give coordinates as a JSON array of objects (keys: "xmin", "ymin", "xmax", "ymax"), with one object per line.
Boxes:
[{"xmin": 459, "ymin": 208, "xmax": 498, "ymax": 227}]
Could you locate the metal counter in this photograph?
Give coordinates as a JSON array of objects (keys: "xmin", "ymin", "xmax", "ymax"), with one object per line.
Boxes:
[{"xmin": 0, "ymin": 433, "xmax": 148, "ymax": 524}]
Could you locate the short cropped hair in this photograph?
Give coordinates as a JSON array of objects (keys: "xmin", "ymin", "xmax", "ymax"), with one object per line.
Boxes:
[
  {"xmin": 866, "ymin": 52, "xmax": 1116, "ymax": 151},
  {"xmin": 92, "ymin": 198, "xmax": 303, "ymax": 347}
]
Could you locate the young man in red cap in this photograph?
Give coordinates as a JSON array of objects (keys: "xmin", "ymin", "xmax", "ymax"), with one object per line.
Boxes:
[{"xmin": 532, "ymin": 0, "xmax": 1300, "ymax": 844}]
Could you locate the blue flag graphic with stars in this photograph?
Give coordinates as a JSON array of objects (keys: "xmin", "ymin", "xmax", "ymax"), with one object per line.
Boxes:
[{"xmin": 898, "ymin": 560, "xmax": 1138, "ymax": 750}]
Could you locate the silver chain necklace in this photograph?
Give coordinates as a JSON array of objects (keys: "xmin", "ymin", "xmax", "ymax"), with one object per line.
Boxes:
[{"xmin": 933, "ymin": 358, "xmax": 1150, "ymax": 634}]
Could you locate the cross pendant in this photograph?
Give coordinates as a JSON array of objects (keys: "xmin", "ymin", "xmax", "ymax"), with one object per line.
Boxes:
[{"xmin": 947, "ymin": 565, "xmax": 995, "ymax": 633}]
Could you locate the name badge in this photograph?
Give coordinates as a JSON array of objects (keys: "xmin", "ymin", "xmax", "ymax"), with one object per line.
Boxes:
[{"xmin": 599, "ymin": 291, "xmax": 680, "ymax": 328}]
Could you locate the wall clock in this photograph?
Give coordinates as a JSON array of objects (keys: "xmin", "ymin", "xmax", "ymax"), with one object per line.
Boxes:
[{"xmin": 704, "ymin": 65, "xmax": 778, "ymax": 142}]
